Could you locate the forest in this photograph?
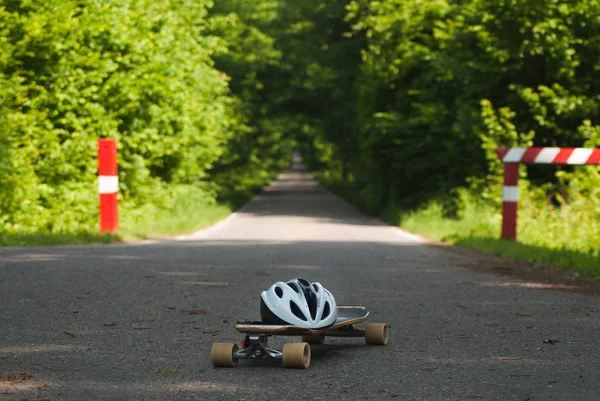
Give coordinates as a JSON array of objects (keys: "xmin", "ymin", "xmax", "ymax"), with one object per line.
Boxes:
[{"xmin": 1, "ymin": 0, "xmax": 598, "ymax": 269}]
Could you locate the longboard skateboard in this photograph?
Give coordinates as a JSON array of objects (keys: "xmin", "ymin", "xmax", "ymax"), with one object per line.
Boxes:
[{"xmin": 211, "ymin": 306, "xmax": 388, "ymax": 369}]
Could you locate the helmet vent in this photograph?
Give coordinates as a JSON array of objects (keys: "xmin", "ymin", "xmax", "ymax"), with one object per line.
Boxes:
[
  {"xmin": 312, "ymin": 284, "xmax": 319, "ymax": 292},
  {"xmin": 321, "ymin": 302, "xmax": 331, "ymax": 320},
  {"xmin": 275, "ymin": 286, "xmax": 284, "ymax": 298},
  {"xmin": 298, "ymin": 278, "xmax": 310, "ymax": 286},
  {"xmin": 287, "ymin": 283, "xmax": 300, "ymax": 293},
  {"xmin": 290, "ymin": 301, "xmax": 307, "ymax": 322},
  {"xmin": 307, "ymin": 290, "xmax": 318, "ymax": 320}
]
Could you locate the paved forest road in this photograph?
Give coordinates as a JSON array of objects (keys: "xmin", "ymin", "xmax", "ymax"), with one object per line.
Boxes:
[{"xmin": 1, "ymin": 160, "xmax": 599, "ymax": 401}]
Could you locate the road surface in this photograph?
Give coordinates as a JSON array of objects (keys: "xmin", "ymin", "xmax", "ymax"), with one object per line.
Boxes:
[{"xmin": 1, "ymin": 160, "xmax": 599, "ymax": 400}]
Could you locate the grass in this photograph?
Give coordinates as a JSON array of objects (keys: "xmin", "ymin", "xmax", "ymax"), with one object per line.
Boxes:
[
  {"xmin": 454, "ymin": 237, "xmax": 600, "ymax": 278},
  {"xmin": 0, "ymin": 175, "xmax": 271, "ymax": 247},
  {"xmin": 397, "ymin": 199, "xmax": 600, "ymax": 280},
  {"xmin": 0, "ymin": 231, "xmax": 120, "ymax": 247},
  {"xmin": 0, "ymin": 200, "xmax": 231, "ymax": 247},
  {"xmin": 0, "ymin": 186, "xmax": 235, "ymax": 247},
  {"xmin": 119, "ymin": 196, "xmax": 232, "ymax": 241}
]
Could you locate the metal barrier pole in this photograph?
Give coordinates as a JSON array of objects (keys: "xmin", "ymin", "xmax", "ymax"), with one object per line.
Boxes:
[
  {"xmin": 501, "ymin": 163, "xmax": 519, "ymax": 240},
  {"xmin": 98, "ymin": 139, "xmax": 118, "ymax": 233},
  {"xmin": 496, "ymin": 147, "xmax": 600, "ymax": 241}
]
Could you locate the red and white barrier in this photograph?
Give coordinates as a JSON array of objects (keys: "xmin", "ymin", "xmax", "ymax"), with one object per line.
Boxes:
[
  {"xmin": 98, "ymin": 139, "xmax": 118, "ymax": 233},
  {"xmin": 496, "ymin": 147, "xmax": 600, "ymax": 165},
  {"xmin": 496, "ymin": 147, "xmax": 600, "ymax": 240}
]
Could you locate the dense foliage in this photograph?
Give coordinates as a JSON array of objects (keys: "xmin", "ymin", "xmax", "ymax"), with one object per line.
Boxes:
[
  {"xmin": 0, "ymin": 0, "xmax": 293, "ymax": 234},
  {"xmin": 298, "ymin": 0, "xmax": 600, "ymax": 219},
  {"xmin": 1, "ymin": 0, "xmax": 599, "ymax": 241}
]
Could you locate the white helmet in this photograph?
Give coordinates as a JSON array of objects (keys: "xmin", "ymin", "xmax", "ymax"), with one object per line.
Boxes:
[{"xmin": 260, "ymin": 278, "xmax": 337, "ymax": 329}]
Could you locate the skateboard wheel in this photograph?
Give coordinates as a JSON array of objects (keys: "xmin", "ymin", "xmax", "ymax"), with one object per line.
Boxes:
[
  {"xmin": 301, "ymin": 334, "xmax": 325, "ymax": 345},
  {"xmin": 365, "ymin": 323, "xmax": 389, "ymax": 345},
  {"xmin": 210, "ymin": 343, "xmax": 239, "ymax": 367},
  {"xmin": 282, "ymin": 342, "xmax": 311, "ymax": 369}
]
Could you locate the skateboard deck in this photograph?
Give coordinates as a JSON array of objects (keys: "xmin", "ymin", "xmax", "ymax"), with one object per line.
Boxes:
[{"xmin": 235, "ymin": 305, "xmax": 369, "ymax": 335}]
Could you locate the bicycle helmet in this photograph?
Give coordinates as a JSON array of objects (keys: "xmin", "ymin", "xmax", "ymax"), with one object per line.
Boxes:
[{"xmin": 260, "ymin": 278, "xmax": 338, "ymax": 329}]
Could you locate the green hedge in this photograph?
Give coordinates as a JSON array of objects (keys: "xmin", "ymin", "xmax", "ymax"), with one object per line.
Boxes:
[
  {"xmin": 288, "ymin": 0, "xmax": 600, "ymax": 218},
  {"xmin": 0, "ymin": 0, "xmax": 294, "ymax": 237}
]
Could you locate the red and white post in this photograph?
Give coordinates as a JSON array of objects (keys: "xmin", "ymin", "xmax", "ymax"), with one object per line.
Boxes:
[
  {"xmin": 98, "ymin": 139, "xmax": 119, "ymax": 233},
  {"xmin": 496, "ymin": 147, "xmax": 600, "ymax": 241},
  {"xmin": 501, "ymin": 163, "xmax": 519, "ymax": 241}
]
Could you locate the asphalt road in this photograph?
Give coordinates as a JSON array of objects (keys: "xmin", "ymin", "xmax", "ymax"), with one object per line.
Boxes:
[{"xmin": 1, "ymin": 160, "xmax": 599, "ymax": 401}]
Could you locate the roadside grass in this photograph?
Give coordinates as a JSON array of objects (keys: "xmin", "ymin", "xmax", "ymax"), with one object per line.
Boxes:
[
  {"xmin": 119, "ymin": 193, "xmax": 232, "ymax": 241},
  {"xmin": 118, "ymin": 201, "xmax": 232, "ymax": 241},
  {"xmin": 0, "ymin": 232, "xmax": 119, "ymax": 247},
  {"xmin": 319, "ymin": 176, "xmax": 600, "ymax": 281},
  {"xmin": 0, "ymin": 186, "xmax": 235, "ymax": 247},
  {"xmin": 0, "ymin": 199, "xmax": 231, "ymax": 247},
  {"xmin": 454, "ymin": 237, "xmax": 600, "ymax": 278},
  {"xmin": 396, "ymin": 199, "xmax": 600, "ymax": 280},
  {"xmin": 0, "ymin": 175, "xmax": 272, "ymax": 247}
]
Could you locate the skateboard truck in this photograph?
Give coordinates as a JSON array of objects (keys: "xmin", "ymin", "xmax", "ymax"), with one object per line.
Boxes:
[
  {"xmin": 213, "ymin": 335, "xmax": 312, "ymax": 369},
  {"xmin": 236, "ymin": 335, "xmax": 283, "ymax": 361}
]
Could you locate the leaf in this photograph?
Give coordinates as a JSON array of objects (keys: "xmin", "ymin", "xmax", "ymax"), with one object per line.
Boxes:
[{"xmin": 0, "ymin": 373, "xmax": 34, "ymax": 383}]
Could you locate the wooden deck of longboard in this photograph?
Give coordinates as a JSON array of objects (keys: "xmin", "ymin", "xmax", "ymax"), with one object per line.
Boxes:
[{"xmin": 235, "ymin": 305, "xmax": 369, "ymax": 335}]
